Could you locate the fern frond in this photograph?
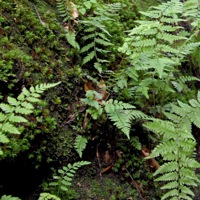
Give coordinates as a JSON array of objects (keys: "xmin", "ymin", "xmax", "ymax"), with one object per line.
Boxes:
[
  {"xmin": 56, "ymin": 0, "xmax": 68, "ymax": 19},
  {"xmin": 50, "ymin": 161, "xmax": 91, "ymax": 192},
  {"xmin": 104, "ymin": 100, "xmax": 147, "ymax": 139},
  {"xmin": 1, "ymin": 122, "xmax": 21, "ymax": 134},
  {"xmin": 157, "ymin": 32, "xmax": 185, "ymax": 44},
  {"xmin": 65, "ymin": 31, "xmax": 80, "ymax": 50},
  {"xmin": 132, "ymin": 39, "xmax": 156, "ymax": 47},
  {"xmin": 0, "ymin": 133, "xmax": 9, "ymax": 143},
  {"xmin": 0, "ymin": 82, "xmax": 60, "ymax": 155},
  {"xmin": 0, "ymin": 104, "xmax": 13, "ymax": 113},
  {"xmin": 38, "ymin": 193, "xmax": 61, "ymax": 200},
  {"xmin": 80, "ymin": 42, "xmax": 95, "ymax": 53},
  {"xmin": 82, "ymin": 51, "xmax": 95, "ymax": 65},
  {"xmin": 75, "ymin": 135, "xmax": 88, "ymax": 158},
  {"xmin": 155, "ymin": 172, "xmax": 178, "ymax": 182},
  {"xmin": 161, "ymin": 181, "xmax": 179, "ymax": 190},
  {"xmin": 145, "ymin": 89, "xmax": 200, "ymax": 199},
  {"xmin": 154, "ymin": 161, "xmax": 179, "ymax": 176},
  {"xmin": 0, "ymin": 195, "xmax": 21, "ymax": 200}
]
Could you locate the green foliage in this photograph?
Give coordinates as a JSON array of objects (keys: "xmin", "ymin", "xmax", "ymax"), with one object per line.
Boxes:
[
  {"xmin": 103, "ymin": 99, "xmax": 148, "ymax": 139},
  {"xmin": 74, "ymin": 135, "xmax": 88, "ymax": 158},
  {"xmin": 38, "ymin": 193, "xmax": 61, "ymax": 200},
  {"xmin": 56, "ymin": 0, "xmax": 69, "ymax": 20},
  {"xmin": 49, "ymin": 161, "xmax": 91, "ymax": 193},
  {"xmin": 79, "ymin": 3, "xmax": 121, "ymax": 72},
  {"xmin": 0, "ymin": 82, "xmax": 60, "ymax": 155},
  {"xmin": 0, "ymin": 195, "xmax": 21, "ymax": 200},
  {"xmin": 65, "ymin": 31, "xmax": 80, "ymax": 50},
  {"xmin": 144, "ymin": 91, "xmax": 200, "ymax": 199},
  {"xmin": 115, "ymin": 0, "xmax": 200, "ymax": 115},
  {"xmin": 81, "ymin": 90, "xmax": 103, "ymax": 119},
  {"xmin": 81, "ymin": 92, "xmax": 148, "ymax": 139}
]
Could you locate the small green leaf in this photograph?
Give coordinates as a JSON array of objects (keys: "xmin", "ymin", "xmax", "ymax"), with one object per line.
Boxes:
[
  {"xmin": 26, "ymin": 97, "xmax": 40, "ymax": 103},
  {"xmin": 0, "ymin": 103, "xmax": 13, "ymax": 113},
  {"xmin": 22, "ymin": 87, "xmax": 30, "ymax": 96},
  {"xmin": 82, "ymin": 51, "xmax": 95, "ymax": 65},
  {"xmin": 7, "ymin": 97, "xmax": 19, "ymax": 106},
  {"xmin": 66, "ymin": 31, "xmax": 80, "ymax": 50},
  {"xmin": 0, "ymin": 133, "xmax": 9, "ymax": 143},
  {"xmin": 8, "ymin": 114, "xmax": 27, "ymax": 123},
  {"xmin": 15, "ymin": 107, "xmax": 33, "ymax": 115},
  {"xmin": 21, "ymin": 102, "xmax": 34, "ymax": 110},
  {"xmin": 75, "ymin": 135, "xmax": 88, "ymax": 158},
  {"xmin": 84, "ymin": 1, "xmax": 92, "ymax": 9},
  {"xmin": 2, "ymin": 122, "xmax": 21, "ymax": 134}
]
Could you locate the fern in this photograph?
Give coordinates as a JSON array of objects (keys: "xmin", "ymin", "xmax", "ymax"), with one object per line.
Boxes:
[
  {"xmin": 65, "ymin": 31, "xmax": 80, "ymax": 50},
  {"xmin": 38, "ymin": 193, "xmax": 61, "ymax": 200},
  {"xmin": 0, "ymin": 195, "xmax": 21, "ymax": 200},
  {"xmin": 56, "ymin": 0, "xmax": 80, "ymax": 49},
  {"xmin": 49, "ymin": 161, "xmax": 90, "ymax": 192},
  {"xmin": 171, "ymin": 75, "xmax": 200, "ymax": 92},
  {"xmin": 116, "ymin": 0, "xmax": 200, "ymax": 105},
  {"xmin": 0, "ymin": 82, "xmax": 60, "ymax": 155},
  {"xmin": 103, "ymin": 99, "xmax": 148, "ymax": 139},
  {"xmin": 79, "ymin": 3, "xmax": 120, "ymax": 72},
  {"xmin": 56, "ymin": 0, "xmax": 68, "ymax": 20},
  {"xmin": 144, "ymin": 91, "xmax": 200, "ymax": 200},
  {"xmin": 74, "ymin": 135, "xmax": 88, "ymax": 158}
]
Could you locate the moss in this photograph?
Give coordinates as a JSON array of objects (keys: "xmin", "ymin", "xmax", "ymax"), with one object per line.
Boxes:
[
  {"xmin": 72, "ymin": 173, "xmax": 138, "ymax": 200},
  {"xmin": 0, "ymin": 0, "xmax": 84, "ymax": 164}
]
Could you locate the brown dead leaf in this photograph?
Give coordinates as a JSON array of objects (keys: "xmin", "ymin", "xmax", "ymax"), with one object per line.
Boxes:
[
  {"xmin": 84, "ymin": 81, "xmax": 94, "ymax": 92},
  {"xmin": 100, "ymin": 164, "xmax": 113, "ymax": 175},
  {"xmin": 70, "ymin": 1, "xmax": 79, "ymax": 20},
  {"xmin": 142, "ymin": 147, "xmax": 160, "ymax": 170},
  {"xmin": 83, "ymin": 111, "xmax": 88, "ymax": 130},
  {"xmin": 103, "ymin": 150, "xmax": 113, "ymax": 165},
  {"xmin": 96, "ymin": 79, "xmax": 109, "ymax": 101}
]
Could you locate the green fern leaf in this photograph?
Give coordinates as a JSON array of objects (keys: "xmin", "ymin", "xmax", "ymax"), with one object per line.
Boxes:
[
  {"xmin": 161, "ymin": 189, "xmax": 179, "ymax": 200},
  {"xmin": 65, "ymin": 31, "xmax": 80, "ymax": 50},
  {"xmin": 75, "ymin": 135, "xmax": 88, "ymax": 158},
  {"xmin": 35, "ymin": 82, "xmax": 61, "ymax": 92},
  {"xmin": 0, "ymin": 133, "xmax": 9, "ymax": 143},
  {"xmin": 7, "ymin": 97, "xmax": 19, "ymax": 106},
  {"xmin": 26, "ymin": 96, "xmax": 41, "ymax": 103},
  {"xmin": 82, "ymin": 51, "xmax": 95, "ymax": 65},
  {"xmin": 0, "ymin": 195, "xmax": 21, "ymax": 200},
  {"xmin": 82, "ymin": 33, "xmax": 95, "ymax": 40},
  {"xmin": 0, "ymin": 113, "xmax": 6, "ymax": 122},
  {"xmin": 22, "ymin": 87, "xmax": 31, "ymax": 97},
  {"xmin": 39, "ymin": 193, "xmax": 61, "ymax": 200},
  {"xmin": 155, "ymin": 172, "xmax": 178, "ymax": 182},
  {"xmin": 21, "ymin": 102, "xmax": 34, "ymax": 110},
  {"xmin": 0, "ymin": 103, "xmax": 13, "ymax": 113},
  {"xmin": 95, "ymin": 38, "xmax": 112, "ymax": 46},
  {"xmin": 2, "ymin": 122, "xmax": 20, "ymax": 134},
  {"xmin": 80, "ymin": 42, "xmax": 95, "ymax": 53},
  {"xmin": 161, "ymin": 181, "xmax": 178, "ymax": 190},
  {"xmin": 15, "ymin": 107, "xmax": 33, "ymax": 115},
  {"xmin": 8, "ymin": 114, "xmax": 27, "ymax": 123},
  {"xmin": 154, "ymin": 161, "xmax": 179, "ymax": 176},
  {"xmin": 180, "ymin": 185, "xmax": 195, "ymax": 196}
]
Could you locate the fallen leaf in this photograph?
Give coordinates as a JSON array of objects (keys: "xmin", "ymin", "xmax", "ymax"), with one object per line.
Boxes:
[
  {"xmin": 70, "ymin": 1, "xmax": 79, "ymax": 20},
  {"xmin": 142, "ymin": 147, "xmax": 160, "ymax": 170},
  {"xmin": 84, "ymin": 81, "xmax": 94, "ymax": 92}
]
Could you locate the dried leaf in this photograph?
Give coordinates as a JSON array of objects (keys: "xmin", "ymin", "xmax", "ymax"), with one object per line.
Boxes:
[
  {"xmin": 70, "ymin": 2, "xmax": 79, "ymax": 20},
  {"xmin": 100, "ymin": 165, "xmax": 113, "ymax": 175},
  {"xmin": 96, "ymin": 79, "xmax": 110, "ymax": 101},
  {"xmin": 83, "ymin": 111, "xmax": 88, "ymax": 129},
  {"xmin": 142, "ymin": 147, "xmax": 160, "ymax": 170},
  {"xmin": 84, "ymin": 81, "xmax": 94, "ymax": 92}
]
